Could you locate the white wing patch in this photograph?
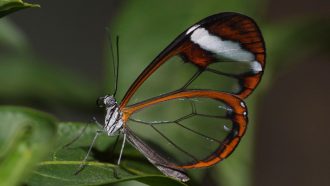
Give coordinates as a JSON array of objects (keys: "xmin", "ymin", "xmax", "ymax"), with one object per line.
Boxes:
[
  {"xmin": 250, "ymin": 61, "xmax": 263, "ymax": 73},
  {"xmin": 190, "ymin": 27, "xmax": 256, "ymax": 63}
]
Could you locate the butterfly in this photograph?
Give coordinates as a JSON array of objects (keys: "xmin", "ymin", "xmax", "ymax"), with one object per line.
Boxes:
[{"xmin": 94, "ymin": 12, "xmax": 265, "ymax": 182}]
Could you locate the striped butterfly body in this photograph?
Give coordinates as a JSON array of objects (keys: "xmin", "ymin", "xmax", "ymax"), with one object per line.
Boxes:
[{"xmin": 97, "ymin": 12, "xmax": 265, "ymax": 182}]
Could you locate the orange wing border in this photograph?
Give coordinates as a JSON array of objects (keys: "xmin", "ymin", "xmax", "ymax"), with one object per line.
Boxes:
[{"xmin": 122, "ymin": 90, "xmax": 247, "ymax": 169}]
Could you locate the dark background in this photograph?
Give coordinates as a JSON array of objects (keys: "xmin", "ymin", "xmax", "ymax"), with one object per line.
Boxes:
[{"xmin": 4, "ymin": 0, "xmax": 330, "ymax": 185}]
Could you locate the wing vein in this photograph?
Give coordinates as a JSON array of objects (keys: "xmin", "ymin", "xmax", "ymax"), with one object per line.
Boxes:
[
  {"xmin": 150, "ymin": 125, "xmax": 200, "ymax": 162},
  {"xmin": 174, "ymin": 122, "xmax": 222, "ymax": 143}
]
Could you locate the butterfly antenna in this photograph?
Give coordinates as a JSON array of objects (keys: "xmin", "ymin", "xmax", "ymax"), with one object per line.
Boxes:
[
  {"xmin": 113, "ymin": 35, "xmax": 120, "ymax": 97},
  {"xmin": 105, "ymin": 28, "xmax": 119, "ymax": 97}
]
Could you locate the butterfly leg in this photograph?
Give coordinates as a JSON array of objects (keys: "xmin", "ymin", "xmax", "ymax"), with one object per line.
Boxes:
[
  {"xmin": 52, "ymin": 122, "xmax": 92, "ymax": 161},
  {"xmin": 61, "ymin": 117, "xmax": 103, "ymax": 151},
  {"xmin": 61, "ymin": 122, "xmax": 91, "ymax": 150},
  {"xmin": 92, "ymin": 116, "xmax": 104, "ymax": 128},
  {"xmin": 113, "ymin": 132, "xmax": 127, "ymax": 179},
  {"xmin": 117, "ymin": 132, "xmax": 127, "ymax": 165},
  {"xmin": 74, "ymin": 130, "xmax": 104, "ymax": 175}
]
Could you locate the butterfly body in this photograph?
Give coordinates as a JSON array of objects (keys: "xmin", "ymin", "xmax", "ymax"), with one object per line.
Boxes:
[{"xmin": 99, "ymin": 95, "xmax": 123, "ymax": 136}]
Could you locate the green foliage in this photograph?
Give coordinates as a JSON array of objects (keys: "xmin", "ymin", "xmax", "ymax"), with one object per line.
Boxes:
[
  {"xmin": 0, "ymin": 0, "xmax": 39, "ymax": 18},
  {"xmin": 27, "ymin": 161, "xmax": 186, "ymax": 186},
  {"xmin": 24, "ymin": 122, "xmax": 186, "ymax": 186},
  {"xmin": 0, "ymin": 106, "xmax": 56, "ymax": 186}
]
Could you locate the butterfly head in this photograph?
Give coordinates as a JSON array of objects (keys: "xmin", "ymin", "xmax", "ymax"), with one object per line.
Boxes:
[{"xmin": 97, "ymin": 95, "xmax": 116, "ymax": 108}]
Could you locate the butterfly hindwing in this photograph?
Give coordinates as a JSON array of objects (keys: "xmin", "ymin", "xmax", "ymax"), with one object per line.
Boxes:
[{"xmin": 122, "ymin": 90, "xmax": 247, "ymax": 169}]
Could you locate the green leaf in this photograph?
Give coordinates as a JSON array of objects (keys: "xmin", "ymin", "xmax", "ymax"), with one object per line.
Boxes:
[
  {"xmin": 0, "ymin": 0, "xmax": 39, "ymax": 18},
  {"xmin": 0, "ymin": 106, "xmax": 57, "ymax": 186},
  {"xmin": 25, "ymin": 122, "xmax": 186, "ymax": 186},
  {"xmin": 27, "ymin": 161, "xmax": 186, "ymax": 186}
]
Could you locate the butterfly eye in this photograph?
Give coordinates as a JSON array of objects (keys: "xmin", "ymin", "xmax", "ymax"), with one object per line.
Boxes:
[
  {"xmin": 96, "ymin": 96, "xmax": 106, "ymax": 107},
  {"xmin": 97, "ymin": 95, "xmax": 116, "ymax": 108}
]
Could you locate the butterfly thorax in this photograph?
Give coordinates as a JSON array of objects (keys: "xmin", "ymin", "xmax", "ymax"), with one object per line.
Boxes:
[{"xmin": 98, "ymin": 95, "xmax": 124, "ymax": 136}]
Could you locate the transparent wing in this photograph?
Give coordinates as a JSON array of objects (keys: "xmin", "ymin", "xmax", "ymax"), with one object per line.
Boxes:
[
  {"xmin": 120, "ymin": 12, "xmax": 265, "ymax": 108},
  {"xmin": 122, "ymin": 90, "xmax": 247, "ymax": 169}
]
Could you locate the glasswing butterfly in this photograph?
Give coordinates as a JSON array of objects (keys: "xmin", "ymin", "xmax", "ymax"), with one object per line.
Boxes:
[{"xmin": 92, "ymin": 12, "xmax": 265, "ymax": 182}]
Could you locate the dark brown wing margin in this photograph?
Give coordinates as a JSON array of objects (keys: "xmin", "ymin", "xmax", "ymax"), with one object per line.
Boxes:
[{"xmin": 120, "ymin": 12, "xmax": 265, "ymax": 108}]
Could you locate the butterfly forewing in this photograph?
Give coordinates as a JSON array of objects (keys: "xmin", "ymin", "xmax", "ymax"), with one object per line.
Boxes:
[
  {"xmin": 120, "ymin": 12, "xmax": 265, "ymax": 108},
  {"xmin": 127, "ymin": 56, "xmax": 198, "ymax": 105}
]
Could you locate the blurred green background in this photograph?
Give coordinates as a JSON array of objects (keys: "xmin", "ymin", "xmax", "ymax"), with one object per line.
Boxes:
[{"xmin": 0, "ymin": 0, "xmax": 329, "ymax": 186}]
